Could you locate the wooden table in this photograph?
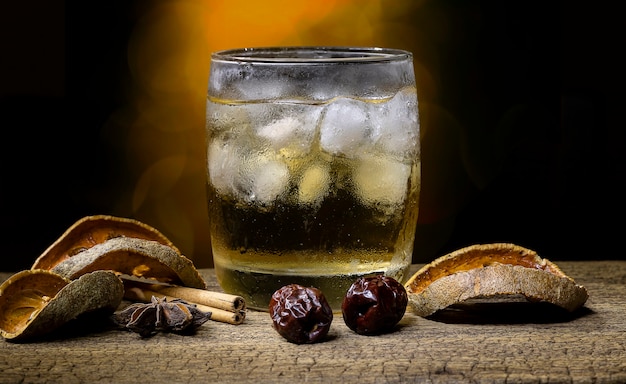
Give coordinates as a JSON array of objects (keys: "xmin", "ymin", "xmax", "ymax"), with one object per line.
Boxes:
[{"xmin": 1, "ymin": 261, "xmax": 625, "ymax": 383}]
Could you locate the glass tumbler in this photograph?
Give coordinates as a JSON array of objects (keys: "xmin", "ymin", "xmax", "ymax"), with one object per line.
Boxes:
[{"xmin": 205, "ymin": 47, "xmax": 421, "ymax": 310}]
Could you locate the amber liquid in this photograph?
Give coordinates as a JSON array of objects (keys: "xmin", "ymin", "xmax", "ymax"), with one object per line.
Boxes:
[
  {"xmin": 208, "ymin": 165, "xmax": 419, "ymax": 310},
  {"xmin": 206, "ymin": 93, "xmax": 420, "ymax": 310}
]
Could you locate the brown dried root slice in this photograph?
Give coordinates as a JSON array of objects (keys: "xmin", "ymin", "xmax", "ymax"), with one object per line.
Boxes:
[
  {"xmin": 32, "ymin": 215, "xmax": 180, "ymax": 271},
  {"xmin": 404, "ymin": 243, "xmax": 589, "ymax": 317},
  {"xmin": 50, "ymin": 237, "xmax": 207, "ymax": 289},
  {"xmin": 0, "ymin": 269, "xmax": 124, "ymax": 341}
]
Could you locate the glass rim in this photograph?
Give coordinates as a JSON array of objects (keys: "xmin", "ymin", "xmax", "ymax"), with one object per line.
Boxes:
[{"xmin": 211, "ymin": 46, "xmax": 413, "ymax": 64}]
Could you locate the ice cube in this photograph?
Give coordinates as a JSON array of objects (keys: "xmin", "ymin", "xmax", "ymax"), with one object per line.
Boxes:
[
  {"xmin": 319, "ymin": 97, "xmax": 375, "ymax": 158},
  {"xmin": 207, "ymin": 139, "xmax": 242, "ymax": 197},
  {"xmin": 254, "ymin": 104, "xmax": 322, "ymax": 158},
  {"xmin": 371, "ymin": 88, "xmax": 420, "ymax": 157},
  {"xmin": 353, "ymin": 155, "xmax": 411, "ymax": 206},
  {"xmin": 298, "ymin": 164, "xmax": 330, "ymax": 205},
  {"xmin": 244, "ymin": 154, "xmax": 290, "ymax": 205},
  {"xmin": 206, "ymin": 100, "xmax": 251, "ymax": 135},
  {"xmin": 257, "ymin": 116, "xmax": 299, "ymax": 148}
]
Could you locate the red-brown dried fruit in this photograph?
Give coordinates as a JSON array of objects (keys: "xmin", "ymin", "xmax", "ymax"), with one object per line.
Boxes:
[
  {"xmin": 269, "ymin": 284, "xmax": 333, "ymax": 344},
  {"xmin": 342, "ymin": 275, "xmax": 408, "ymax": 335}
]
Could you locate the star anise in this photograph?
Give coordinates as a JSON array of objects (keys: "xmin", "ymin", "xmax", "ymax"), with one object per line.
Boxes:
[{"xmin": 112, "ymin": 296, "xmax": 211, "ymax": 337}]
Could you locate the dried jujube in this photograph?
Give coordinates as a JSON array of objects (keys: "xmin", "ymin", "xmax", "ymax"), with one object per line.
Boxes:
[
  {"xmin": 269, "ymin": 284, "xmax": 333, "ymax": 344},
  {"xmin": 342, "ymin": 275, "xmax": 408, "ymax": 335}
]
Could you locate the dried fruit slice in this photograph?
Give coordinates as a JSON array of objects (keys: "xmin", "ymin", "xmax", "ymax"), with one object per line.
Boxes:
[
  {"xmin": 32, "ymin": 215, "xmax": 180, "ymax": 271},
  {"xmin": 404, "ymin": 243, "xmax": 588, "ymax": 317},
  {"xmin": 50, "ymin": 237, "xmax": 207, "ymax": 289},
  {"xmin": 0, "ymin": 269, "xmax": 124, "ymax": 341}
]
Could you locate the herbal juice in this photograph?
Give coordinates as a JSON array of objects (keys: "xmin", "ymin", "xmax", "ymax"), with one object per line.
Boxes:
[{"xmin": 206, "ymin": 88, "xmax": 420, "ymax": 310}]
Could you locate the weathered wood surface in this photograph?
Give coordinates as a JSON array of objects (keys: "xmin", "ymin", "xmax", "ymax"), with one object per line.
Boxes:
[{"xmin": 2, "ymin": 261, "xmax": 625, "ymax": 384}]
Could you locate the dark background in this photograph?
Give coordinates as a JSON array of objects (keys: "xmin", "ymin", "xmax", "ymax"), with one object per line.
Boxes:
[{"xmin": 1, "ymin": 1, "xmax": 624, "ymax": 272}]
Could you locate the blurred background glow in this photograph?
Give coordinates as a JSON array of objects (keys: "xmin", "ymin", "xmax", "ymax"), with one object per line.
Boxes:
[
  {"xmin": 107, "ymin": 0, "xmax": 458, "ymax": 267},
  {"xmin": 3, "ymin": 1, "xmax": 624, "ymax": 271}
]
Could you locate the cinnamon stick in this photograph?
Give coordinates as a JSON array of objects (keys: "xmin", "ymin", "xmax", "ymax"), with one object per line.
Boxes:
[
  {"xmin": 121, "ymin": 278, "xmax": 245, "ymax": 312},
  {"xmin": 153, "ymin": 285, "xmax": 246, "ymax": 312}
]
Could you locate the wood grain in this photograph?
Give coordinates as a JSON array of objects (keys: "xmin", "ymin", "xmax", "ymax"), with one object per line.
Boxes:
[{"xmin": 1, "ymin": 261, "xmax": 625, "ymax": 383}]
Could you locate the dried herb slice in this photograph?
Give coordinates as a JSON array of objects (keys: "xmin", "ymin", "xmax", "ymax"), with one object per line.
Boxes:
[
  {"xmin": 405, "ymin": 243, "xmax": 589, "ymax": 317},
  {"xmin": 32, "ymin": 215, "xmax": 179, "ymax": 271},
  {"xmin": 50, "ymin": 237, "xmax": 206, "ymax": 289},
  {"xmin": 0, "ymin": 270, "xmax": 123, "ymax": 341}
]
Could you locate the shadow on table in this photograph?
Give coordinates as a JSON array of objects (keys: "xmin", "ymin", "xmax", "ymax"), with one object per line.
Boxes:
[{"xmin": 426, "ymin": 299, "xmax": 593, "ymax": 325}]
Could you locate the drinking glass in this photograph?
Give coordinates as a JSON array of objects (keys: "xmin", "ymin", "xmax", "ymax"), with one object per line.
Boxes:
[{"xmin": 205, "ymin": 47, "xmax": 421, "ymax": 310}]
